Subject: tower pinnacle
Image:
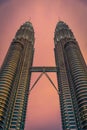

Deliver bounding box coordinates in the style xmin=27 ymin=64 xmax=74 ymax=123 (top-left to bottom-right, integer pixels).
xmin=15 ymin=21 xmax=34 ymax=44
xmin=54 ymin=21 xmax=74 ymax=43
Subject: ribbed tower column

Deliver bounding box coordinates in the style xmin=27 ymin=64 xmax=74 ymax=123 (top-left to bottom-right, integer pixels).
xmin=54 ymin=21 xmax=78 ymax=130
xmin=0 ymin=40 xmax=23 ymax=129
xmin=64 ymin=41 xmax=87 ymax=129
xmin=0 ymin=21 xmax=35 ymax=130
xmin=54 ymin=21 xmax=87 ymax=130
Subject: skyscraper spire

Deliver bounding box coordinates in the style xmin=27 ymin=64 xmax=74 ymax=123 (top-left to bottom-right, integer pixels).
xmin=15 ymin=21 xmax=34 ymax=44
xmin=54 ymin=21 xmax=75 ymax=43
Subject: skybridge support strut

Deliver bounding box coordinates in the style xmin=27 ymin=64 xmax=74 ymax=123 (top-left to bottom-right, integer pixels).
xmin=29 ymin=67 xmax=59 ymax=94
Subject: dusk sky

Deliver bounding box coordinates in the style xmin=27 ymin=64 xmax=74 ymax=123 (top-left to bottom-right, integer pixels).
xmin=0 ymin=0 xmax=87 ymax=130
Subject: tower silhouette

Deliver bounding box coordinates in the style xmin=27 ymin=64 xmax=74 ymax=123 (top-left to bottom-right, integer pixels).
xmin=54 ymin=21 xmax=87 ymax=130
xmin=0 ymin=22 xmax=35 ymax=130
xmin=0 ymin=21 xmax=87 ymax=130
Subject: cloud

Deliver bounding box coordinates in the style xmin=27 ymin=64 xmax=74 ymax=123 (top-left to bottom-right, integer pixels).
xmin=78 ymin=0 xmax=87 ymax=4
xmin=0 ymin=0 xmax=10 ymax=5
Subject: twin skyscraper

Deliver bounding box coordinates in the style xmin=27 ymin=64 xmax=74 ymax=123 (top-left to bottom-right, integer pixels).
xmin=0 ymin=21 xmax=87 ymax=130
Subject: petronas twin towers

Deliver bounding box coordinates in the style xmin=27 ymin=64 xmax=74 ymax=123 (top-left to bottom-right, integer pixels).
xmin=0 ymin=21 xmax=87 ymax=130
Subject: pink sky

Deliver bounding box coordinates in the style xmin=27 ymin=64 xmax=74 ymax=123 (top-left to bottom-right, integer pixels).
xmin=0 ymin=0 xmax=87 ymax=130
